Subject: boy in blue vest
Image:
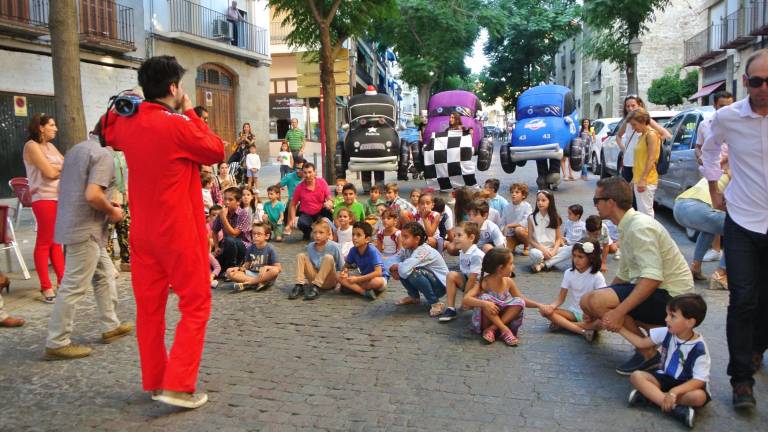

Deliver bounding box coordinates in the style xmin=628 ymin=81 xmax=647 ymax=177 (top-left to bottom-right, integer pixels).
xmin=620 ymin=293 xmax=711 ymax=428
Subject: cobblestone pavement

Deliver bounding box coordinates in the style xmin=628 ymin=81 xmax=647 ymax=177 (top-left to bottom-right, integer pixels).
xmin=1 ymin=147 xmax=766 ymax=431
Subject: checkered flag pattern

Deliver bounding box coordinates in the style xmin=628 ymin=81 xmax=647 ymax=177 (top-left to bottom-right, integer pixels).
xmin=423 ymin=130 xmax=477 ymax=191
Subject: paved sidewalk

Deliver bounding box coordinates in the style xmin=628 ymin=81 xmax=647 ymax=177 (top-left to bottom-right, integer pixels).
xmin=0 ymin=151 xmax=765 ymax=431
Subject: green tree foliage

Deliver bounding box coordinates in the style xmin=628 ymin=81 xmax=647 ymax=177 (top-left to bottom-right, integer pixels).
xmin=581 ymin=0 xmax=670 ymax=67
xmin=479 ymin=0 xmax=581 ymax=110
xmin=269 ymin=0 xmax=396 ymax=180
xmin=376 ymin=0 xmax=503 ymax=108
xmin=647 ymin=66 xmax=699 ymax=109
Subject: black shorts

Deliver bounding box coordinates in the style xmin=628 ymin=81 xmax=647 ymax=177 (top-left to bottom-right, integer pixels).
xmin=610 ymin=283 xmax=671 ymax=325
xmin=652 ymin=371 xmax=712 ymax=404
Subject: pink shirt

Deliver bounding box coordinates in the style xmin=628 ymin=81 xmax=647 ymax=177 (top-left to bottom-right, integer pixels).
xmin=23 ymin=140 xmax=63 ymax=202
xmin=292 ymin=177 xmax=331 ymax=215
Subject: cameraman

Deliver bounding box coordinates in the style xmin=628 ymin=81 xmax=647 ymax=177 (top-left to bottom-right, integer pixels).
xmin=104 ymin=55 xmax=224 ymax=409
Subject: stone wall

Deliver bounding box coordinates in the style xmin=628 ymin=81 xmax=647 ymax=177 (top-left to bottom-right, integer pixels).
xmin=0 ymin=49 xmax=139 ymax=129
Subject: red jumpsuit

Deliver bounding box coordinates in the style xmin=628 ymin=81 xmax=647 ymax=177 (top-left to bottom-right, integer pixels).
xmin=105 ymin=103 xmax=224 ymax=392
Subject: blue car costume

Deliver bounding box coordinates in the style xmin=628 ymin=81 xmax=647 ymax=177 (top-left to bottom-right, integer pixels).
xmin=501 ymin=85 xmax=584 ymax=190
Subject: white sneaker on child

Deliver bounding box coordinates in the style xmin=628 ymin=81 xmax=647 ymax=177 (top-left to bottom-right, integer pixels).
xmin=702 ymin=249 xmax=721 ymax=262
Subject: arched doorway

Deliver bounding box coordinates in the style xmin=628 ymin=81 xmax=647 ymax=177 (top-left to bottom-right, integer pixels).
xmin=593 ymin=103 xmax=603 ymax=119
xmin=196 ymin=63 xmax=236 ymax=144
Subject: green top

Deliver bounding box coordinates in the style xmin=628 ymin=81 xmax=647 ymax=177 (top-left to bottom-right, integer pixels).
xmin=285 ymin=128 xmax=305 ymax=151
xmin=279 ymin=171 xmax=303 ymax=202
xmin=616 ymin=208 xmax=694 ymax=297
xmin=333 ymin=201 xmax=366 ymax=222
xmin=364 ymin=197 xmax=385 ymax=217
xmin=113 ymin=151 xmax=128 ymax=195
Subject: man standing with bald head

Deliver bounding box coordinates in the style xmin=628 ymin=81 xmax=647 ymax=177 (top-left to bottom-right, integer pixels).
xmin=702 ymin=49 xmax=768 ymax=411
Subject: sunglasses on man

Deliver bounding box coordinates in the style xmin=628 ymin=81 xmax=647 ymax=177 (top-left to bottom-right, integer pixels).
xmin=745 ymin=75 xmax=768 ymax=88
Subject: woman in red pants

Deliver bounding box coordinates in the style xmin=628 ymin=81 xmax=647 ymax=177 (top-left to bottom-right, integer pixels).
xmin=23 ymin=113 xmax=65 ymax=303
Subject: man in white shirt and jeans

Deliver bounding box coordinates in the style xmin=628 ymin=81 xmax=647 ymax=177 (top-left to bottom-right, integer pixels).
xmin=701 ymin=49 xmax=768 ymax=411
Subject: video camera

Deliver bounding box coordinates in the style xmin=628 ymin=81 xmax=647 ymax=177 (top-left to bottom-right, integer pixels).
xmin=109 ymin=90 xmax=143 ymax=117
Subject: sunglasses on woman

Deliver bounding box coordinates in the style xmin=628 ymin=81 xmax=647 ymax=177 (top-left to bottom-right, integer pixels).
xmin=746 ymin=75 xmax=768 ymax=88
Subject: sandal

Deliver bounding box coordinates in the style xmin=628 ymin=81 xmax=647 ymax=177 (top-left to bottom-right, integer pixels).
xmin=396 ymin=296 xmax=419 ymax=306
xmin=482 ymin=328 xmax=496 ymax=344
xmin=38 ymin=294 xmax=56 ymax=304
xmin=530 ymin=263 xmax=545 ymax=274
xmin=708 ymin=271 xmax=728 ymax=290
xmin=501 ymin=330 xmax=519 ymax=346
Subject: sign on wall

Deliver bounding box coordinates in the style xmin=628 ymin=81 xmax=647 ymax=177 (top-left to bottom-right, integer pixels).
xmin=14 ymin=96 xmax=27 ymax=117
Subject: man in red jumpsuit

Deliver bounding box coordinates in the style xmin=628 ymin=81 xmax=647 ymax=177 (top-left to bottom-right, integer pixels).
xmin=105 ymin=56 xmax=224 ymax=408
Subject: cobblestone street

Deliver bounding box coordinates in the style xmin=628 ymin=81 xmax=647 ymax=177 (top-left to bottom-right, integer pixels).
xmin=1 ymin=153 xmax=766 ymax=431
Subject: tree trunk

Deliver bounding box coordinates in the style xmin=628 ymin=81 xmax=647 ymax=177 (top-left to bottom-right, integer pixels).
xmin=319 ymin=26 xmax=337 ymax=182
xmin=49 ymin=0 xmax=87 ymax=151
xmin=417 ymin=81 xmax=435 ymax=115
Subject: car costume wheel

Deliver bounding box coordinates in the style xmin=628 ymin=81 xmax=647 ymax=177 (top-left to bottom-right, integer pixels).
xmin=335 ymin=140 xmax=347 ymax=177
xmin=499 ymin=142 xmax=516 ymax=174
xmin=568 ymin=138 xmax=584 ymax=171
xmin=590 ymin=152 xmax=601 ymax=175
xmin=476 ymin=137 xmax=493 ymax=171
xmin=397 ymin=139 xmax=411 ymax=180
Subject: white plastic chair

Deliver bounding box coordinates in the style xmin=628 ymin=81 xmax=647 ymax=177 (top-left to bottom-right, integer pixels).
xmin=0 ymin=205 xmax=31 ymax=280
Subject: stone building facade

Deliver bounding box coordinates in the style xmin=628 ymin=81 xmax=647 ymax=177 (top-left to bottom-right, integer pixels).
xmin=554 ymin=0 xmax=710 ymax=119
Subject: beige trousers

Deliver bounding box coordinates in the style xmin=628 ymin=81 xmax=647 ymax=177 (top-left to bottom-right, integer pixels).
xmin=296 ymin=253 xmax=338 ymax=289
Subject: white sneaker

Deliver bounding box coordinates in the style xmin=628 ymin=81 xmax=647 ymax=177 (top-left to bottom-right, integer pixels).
xmin=155 ymin=391 xmax=208 ymax=409
xmin=702 ymin=249 xmax=721 ymax=262
xmin=614 ymin=249 xmax=621 ymax=260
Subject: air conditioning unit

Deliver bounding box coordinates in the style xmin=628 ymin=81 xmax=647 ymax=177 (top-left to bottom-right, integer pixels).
xmin=212 ymin=19 xmax=232 ymax=40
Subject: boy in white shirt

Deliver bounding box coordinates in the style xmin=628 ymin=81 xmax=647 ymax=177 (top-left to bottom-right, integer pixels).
xmin=245 ymin=144 xmax=261 ymax=190
xmin=621 ymin=294 xmax=712 ymax=428
xmin=501 ymin=182 xmax=533 ymax=255
xmin=439 ymin=222 xmax=484 ymax=322
xmin=542 ymin=204 xmax=587 ymax=271
xmin=467 ymin=200 xmax=506 ymax=253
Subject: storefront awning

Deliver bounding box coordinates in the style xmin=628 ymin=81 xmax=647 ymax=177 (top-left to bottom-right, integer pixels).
xmin=688 ymin=80 xmax=725 ymax=101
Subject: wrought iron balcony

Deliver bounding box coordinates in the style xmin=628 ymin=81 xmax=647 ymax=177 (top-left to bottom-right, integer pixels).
xmin=747 ymin=1 xmax=768 ymax=36
xmin=720 ymin=7 xmax=756 ymax=48
xmin=0 ymin=0 xmax=135 ymax=52
xmin=684 ymin=25 xmax=721 ymax=66
xmin=0 ymin=0 xmax=49 ymax=37
xmin=168 ymin=0 xmax=268 ymax=57
xmin=79 ymin=0 xmax=136 ymax=52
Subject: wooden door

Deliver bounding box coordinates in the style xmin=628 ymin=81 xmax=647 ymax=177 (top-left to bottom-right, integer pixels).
xmin=0 ymin=0 xmax=29 ymax=22
xmin=80 ymin=0 xmax=116 ymax=39
xmin=196 ymin=64 xmax=236 ymax=150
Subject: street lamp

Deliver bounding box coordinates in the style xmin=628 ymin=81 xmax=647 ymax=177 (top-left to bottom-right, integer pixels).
xmin=628 ymin=36 xmax=643 ymax=96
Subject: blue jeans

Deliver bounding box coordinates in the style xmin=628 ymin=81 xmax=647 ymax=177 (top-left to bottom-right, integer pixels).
xmin=673 ymin=198 xmax=726 ymax=267
xmin=401 ymin=269 xmax=446 ymax=305
xmin=724 ymin=214 xmax=768 ymax=386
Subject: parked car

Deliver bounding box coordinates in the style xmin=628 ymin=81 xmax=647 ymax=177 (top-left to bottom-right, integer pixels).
xmin=653 ymin=106 xmax=715 ymax=210
xmin=499 ymin=84 xmax=582 ymax=190
xmin=600 ymin=110 xmax=678 ymax=178
xmin=587 ymin=117 xmax=622 ymax=175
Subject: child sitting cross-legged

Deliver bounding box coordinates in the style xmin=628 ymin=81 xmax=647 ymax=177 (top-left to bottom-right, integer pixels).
xmin=390 ymin=222 xmax=450 ymax=317
xmin=501 ymin=182 xmax=532 ymax=256
xmin=438 ymin=222 xmax=484 ymax=322
xmin=334 ymin=208 xmax=354 ymax=260
xmin=333 ymin=183 xmax=365 ymax=223
xmin=262 ymin=185 xmax=285 ymax=242
xmin=364 ymin=184 xmax=385 ymax=218
xmin=376 ymin=208 xmax=401 ymax=260
xmin=538 ymin=204 xmax=587 ymax=271
xmin=290 ymin=219 xmax=343 ymax=301
xmin=414 ymin=193 xmax=441 ymax=250
xmin=536 ymin=241 xmax=605 ymax=342
xmin=583 ymin=215 xmax=616 ymax=273
xmin=221 ymin=222 xmax=281 ymax=292
xmin=527 ymin=189 xmax=566 ymax=273
xmin=462 ymin=248 xmax=526 ymax=346
xmin=338 ymin=221 xmax=388 ymax=301
xmin=620 ymin=294 xmax=712 ymax=429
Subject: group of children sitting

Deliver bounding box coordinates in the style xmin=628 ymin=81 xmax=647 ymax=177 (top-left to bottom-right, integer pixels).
xmin=203 ymin=175 xmax=712 ymax=428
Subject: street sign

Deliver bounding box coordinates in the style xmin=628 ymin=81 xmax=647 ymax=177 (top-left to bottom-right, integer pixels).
xmin=14 ymin=96 xmax=27 ymax=117
xmin=297 ymin=85 xmax=350 ymax=98
xmin=297 ymin=49 xmax=350 ymax=99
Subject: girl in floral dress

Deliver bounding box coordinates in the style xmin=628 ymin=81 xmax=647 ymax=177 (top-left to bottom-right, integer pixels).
xmin=462 ymin=247 xmax=526 ymax=346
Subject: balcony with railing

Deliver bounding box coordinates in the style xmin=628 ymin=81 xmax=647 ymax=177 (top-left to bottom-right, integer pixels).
xmin=720 ymin=8 xmax=756 ymax=48
xmin=0 ymin=0 xmax=50 ymax=37
xmin=747 ymin=1 xmax=768 ymax=35
xmin=684 ymin=25 xmax=722 ymax=66
xmin=79 ymin=0 xmax=135 ymax=52
xmin=166 ymin=0 xmax=268 ymax=59
xmin=0 ymin=0 xmax=135 ymax=52
xmin=270 ymin=20 xmax=291 ymax=45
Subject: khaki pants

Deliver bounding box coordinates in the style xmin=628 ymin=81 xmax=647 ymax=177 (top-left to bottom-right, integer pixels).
xmin=46 ymin=239 xmax=121 ymax=349
xmin=296 ymin=253 xmax=338 ymax=289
